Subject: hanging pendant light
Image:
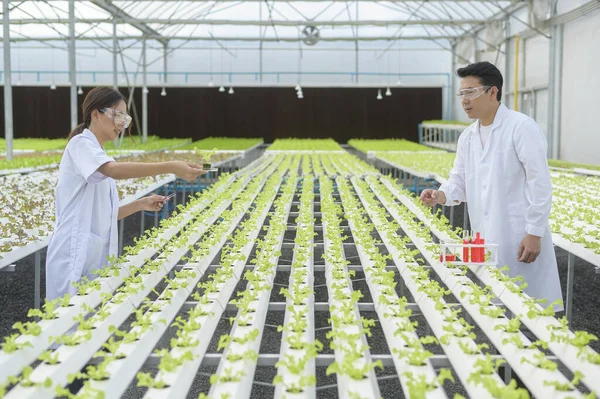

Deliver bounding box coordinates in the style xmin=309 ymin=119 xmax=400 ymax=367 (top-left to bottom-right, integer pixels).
xmin=298 ymin=92 xmax=304 ymax=99
xmin=396 ymin=79 xmax=402 ymax=86
xmin=77 ymin=86 xmax=83 ymax=95
xmin=385 ymin=87 xmax=392 ymax=96
xmin=376 ymin=89 xmax=383 ymax=100
xmin=228 ymin=87 xmax=234 ymax=95
xmin=295 ymin=84 xmax=301 ymax=92
xmin=219 ymin=86 xmax=226 ymax=92
xmin=143 ymin=86 xmax=149 ymax=94
xmin=50 ymin=83 xmax=57 ymax=90
xmin=161 ymin=87 xmax=167 ymax=96
xmin=208 ymin=79 xmax=215 ymax=88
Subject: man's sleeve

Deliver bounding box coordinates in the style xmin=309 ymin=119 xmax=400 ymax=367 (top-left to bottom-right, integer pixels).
xmin=438 ymin=130 xmax=468 ymax=206
xmin=513 ymin=118 xmax=552 ymax=237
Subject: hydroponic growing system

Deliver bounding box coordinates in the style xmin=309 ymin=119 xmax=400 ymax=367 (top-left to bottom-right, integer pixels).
xmin=0 ymin=146 xmax=598 ymax=399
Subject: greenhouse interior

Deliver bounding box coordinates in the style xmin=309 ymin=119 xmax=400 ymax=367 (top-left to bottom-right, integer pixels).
xmin=1 ymin=0 xmax=599 ymax=398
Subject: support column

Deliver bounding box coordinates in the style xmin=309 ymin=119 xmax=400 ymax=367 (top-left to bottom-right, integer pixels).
xmin=504 ymin=17 xmax=511 ymax=106
xmin=69 ymin=0 xmax=77 ymax=129
xmin=548 ymin=18 xmax=563 ymax=159
xmin=34 ymin=251 xmax=41 ymax=309
xmin=450 ymin=44 xmax=456 ymax=121
xmin=355 ymin=1 xmax=359 ymax=83
xmin=142 ymin=39 xmax=148 ymax=143
xmin=119 ymin=218 xmax=124 ymax=255
xmin=113 ymin=18 xmax=118 ymax=90
xmin=163 ymin=44 xmax=168 ymax=87
xmin=3 ymin=0 xmax=14 ymax=161
xmin=111 ymin=17 xmax=119 ymax=147
xmin=259 ymin=1 xmax=263 ymax=83
xmin=566 ymin=252 xmax=575 ymax=325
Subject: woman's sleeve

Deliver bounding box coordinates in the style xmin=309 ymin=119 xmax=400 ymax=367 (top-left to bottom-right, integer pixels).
xmin=69 ymin=137 xmax=116 ymax=184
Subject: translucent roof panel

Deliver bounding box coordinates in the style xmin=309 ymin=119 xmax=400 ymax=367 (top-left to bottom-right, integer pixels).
xmin=4 ymin=0 xmax=514 ymax=43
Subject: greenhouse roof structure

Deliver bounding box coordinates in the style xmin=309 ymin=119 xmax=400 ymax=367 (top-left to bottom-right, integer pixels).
xmin=4 ymin=0 xmax=523 ymax=45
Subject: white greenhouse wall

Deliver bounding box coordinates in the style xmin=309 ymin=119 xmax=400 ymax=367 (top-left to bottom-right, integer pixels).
xmin=560 ymin=7 xmax=600 ymax=165
xmin=452 ymin=0 xmax=600 ymax=165
xmin=2 ymin=39 xmax=453 ymax=119
xmin=523 ymin=35 xmax=549 ymax=89
xmin=3 ymin=40 xmax=451 ymax=89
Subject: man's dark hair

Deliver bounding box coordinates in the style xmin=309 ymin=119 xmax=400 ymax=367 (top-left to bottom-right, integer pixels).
xmin=457 ymin=62 xmax=503 ymax=102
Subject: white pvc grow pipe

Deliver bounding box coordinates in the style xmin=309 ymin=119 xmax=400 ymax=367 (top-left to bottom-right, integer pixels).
xmin=210 ymin=170 xmax=297 ymax=399
xmin=342 ymin=176 xmax=447 ymax=399
xmin=274 ymin=176 xmax=317 ymax=399
xmin=6 ymin=194 xmax=237 ymax=399
xmin=320 ymin=175 xmax=381 ymax=399
xmin=0 ymin=174 xmax=236 ymax=383
xmin=374 ymin=186 xmax=580 ymax=398
xmin=380 ymin=177 xmax=600 ymax=395
xmin=1 ymin=159 xmax=273 ymax=394
xmin=146 ymin=161 xmax=289 ymax=399
xmin=361 ymin=177 xmax=505 ymax=398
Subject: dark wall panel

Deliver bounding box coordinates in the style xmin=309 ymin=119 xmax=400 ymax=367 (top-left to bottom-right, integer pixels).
xmin=0 ymin=86 xmax=441 ymax=143
xmin=0 ymin=86 xmax=142 ymax=140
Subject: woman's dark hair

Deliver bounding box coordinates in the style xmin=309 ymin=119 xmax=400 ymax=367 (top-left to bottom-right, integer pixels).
xmin=68 ymin=87 xmax=126 ymax=141
xmin=457 ymin=62 xmax=503 ymax=102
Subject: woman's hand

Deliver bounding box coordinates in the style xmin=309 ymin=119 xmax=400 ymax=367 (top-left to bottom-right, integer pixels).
xmin=170 ymin=161 xmax=207 ymax=181
xmin=138 ymin=195 xmax=167 ymax=212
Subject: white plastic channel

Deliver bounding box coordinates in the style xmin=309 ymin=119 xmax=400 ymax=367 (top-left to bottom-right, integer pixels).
xmin=81 ymin=162 xmax=281 ymax=398
xmin=365 ymin=177 xmax=582 ymax=398
xmin=274 ymin=174 xmax=317 ymax=399
xmin=320 ymin=175 xmax=381 ymax=399
xmin=0 ymin=172 xmax=243 ymax=383
xmin=381 ymin=177 xmax=600 ymax=395
xmin=318 ymin=156 xmax=339 ymax=177
xmin=4 ymin=166 xmax=266 ymax=399
xmin=209 ymin=166 xmax=298 ymax=398
xmin=374 ymin=156 xmax=444 ymax=184
xmin=334 ymin=155 xmax=379 ymax=177
xmin=340 ymin=176 xmax=447 ymax=399
xmin=360 ymin=177 xmax=505 ymax=398
xmin=144 ymin=157 xmax=290 ymax=399
xmin=1 ymin=155 xmax=277 ymax=394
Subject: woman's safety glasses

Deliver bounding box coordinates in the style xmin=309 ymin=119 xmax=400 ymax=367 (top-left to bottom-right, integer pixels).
xmin=456 ymin=86 xmax=490 ymax=101
xmin=101 ymin=108 xmax=132 ymax=129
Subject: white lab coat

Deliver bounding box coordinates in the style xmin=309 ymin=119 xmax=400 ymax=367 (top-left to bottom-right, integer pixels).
xmin=46 ymin=129 xmax=119 ymax=301
xmin=439 ymin=104 xmax=563 ymax=308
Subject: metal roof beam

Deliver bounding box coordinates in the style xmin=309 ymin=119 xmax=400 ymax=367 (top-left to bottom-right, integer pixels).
xmin=9 ymin=35 xmax=455 ymax=42
xmin=459 ymin=1 xmax=527 ymax=38
xmin=89 ymin=0 xmax=169 ymax=46
xmin=19 ymin=0 xmax=516 ymax=2
xmin=8 ymin=18 xmax=488 ymax=26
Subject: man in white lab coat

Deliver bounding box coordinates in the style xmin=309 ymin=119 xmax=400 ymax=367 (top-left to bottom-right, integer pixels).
xmin=420 ymin=62 xmax=563 ymax=308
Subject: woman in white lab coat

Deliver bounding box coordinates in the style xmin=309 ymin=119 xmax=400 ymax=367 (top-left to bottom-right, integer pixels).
xmin=46 ymin=87 xmax=206 ymax=301
xmin=420 ymin=62 xmax=563 ymax=308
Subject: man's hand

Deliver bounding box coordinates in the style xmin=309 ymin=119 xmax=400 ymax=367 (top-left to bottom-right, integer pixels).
xmin=138 ymin=195 xmax=167 ymax=212
xmin=420 ymin=189 xmax=446 ymax=207
xmin=518 ymin=234 xmax=541 ymax=263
